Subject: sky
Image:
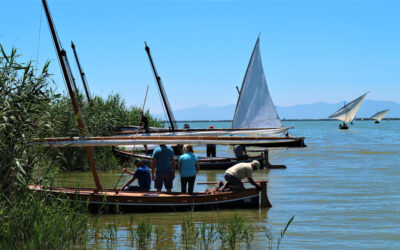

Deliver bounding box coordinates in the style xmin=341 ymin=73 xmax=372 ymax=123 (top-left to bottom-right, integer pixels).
xmin=1 ymin=0 xmax=399 ymax=115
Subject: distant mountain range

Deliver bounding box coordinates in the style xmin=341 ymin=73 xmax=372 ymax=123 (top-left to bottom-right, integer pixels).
xmin=155 ymin=100 xmax=400 ymax=120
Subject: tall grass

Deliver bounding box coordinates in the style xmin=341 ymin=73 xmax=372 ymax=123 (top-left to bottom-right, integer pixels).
xmin=0 ymin=44 xmax=91 ymax=248
xmin=0 ymin=193 xmax=91 ymax=249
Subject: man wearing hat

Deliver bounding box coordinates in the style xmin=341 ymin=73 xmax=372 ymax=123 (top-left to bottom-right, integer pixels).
xmin=217 ymin=160 xmax=262 ymax=191
xmin=120 ymin=159 xmax=151 ymax=192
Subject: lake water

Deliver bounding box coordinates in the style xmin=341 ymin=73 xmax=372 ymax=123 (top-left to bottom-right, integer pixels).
xmin=58 ymin=120 xmax=400 ymax=249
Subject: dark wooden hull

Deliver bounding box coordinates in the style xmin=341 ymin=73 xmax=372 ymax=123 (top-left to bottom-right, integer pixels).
xmin=244 ymin=137 xmax=306 ymax=147
xmin=29 ymin=185 xmax=268 ymax=213
xmin=113 ymin=149 xmax=266 ymax=170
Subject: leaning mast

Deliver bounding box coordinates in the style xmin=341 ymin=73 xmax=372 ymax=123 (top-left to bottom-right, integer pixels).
xmin=71 ymin=41 xmax=92 ymax=103
xmin=144 ymin=42 xmax=177 ymax=131
xmin=42 ymin=0 xmax=102 ymax=190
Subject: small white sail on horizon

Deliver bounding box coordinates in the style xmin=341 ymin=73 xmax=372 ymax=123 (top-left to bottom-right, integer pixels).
xmin=232 ymin=38 xmax=283 ymax=130
xmin=370 ymin=109 xmax=390 ymax=122
xmin=329 ymin=92 xmax=369 ymax=124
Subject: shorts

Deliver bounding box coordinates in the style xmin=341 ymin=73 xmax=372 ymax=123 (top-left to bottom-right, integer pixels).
xmin=154 ymin=170 xmax=173 ymax=190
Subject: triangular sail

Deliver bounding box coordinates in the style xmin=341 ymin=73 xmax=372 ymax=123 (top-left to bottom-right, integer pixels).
xmin=370 ymin=109 xmax=390 ymax=122
xmin=232 ymin=38 xmax=282 ymax=129
xmin=329 ymin=92 xmax=369 ymax=123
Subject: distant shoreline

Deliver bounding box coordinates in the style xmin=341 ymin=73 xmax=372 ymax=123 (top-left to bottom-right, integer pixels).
xmin=160 ymin=118 xmax=400 ymax=123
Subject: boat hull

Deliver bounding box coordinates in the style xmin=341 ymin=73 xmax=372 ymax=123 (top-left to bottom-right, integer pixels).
xmin=29 ymin=185 xmax=268 ymax=213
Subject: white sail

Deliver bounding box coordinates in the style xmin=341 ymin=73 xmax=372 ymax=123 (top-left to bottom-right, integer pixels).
xmin=329 ymin=92 xmax=369 ymax=124
xmin=370 ymin=109 xmax=390 ymax=122
xmin=232 ymin=38 xmax=282 ymax=129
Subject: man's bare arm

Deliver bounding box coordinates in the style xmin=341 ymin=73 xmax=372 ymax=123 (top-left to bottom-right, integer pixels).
xmin=120 ymin=177 xmax=136 ymax=191
xmin=247 ymin=177 xmax=261 ymax=190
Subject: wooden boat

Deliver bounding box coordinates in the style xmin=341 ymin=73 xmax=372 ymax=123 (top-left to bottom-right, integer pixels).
xmin=29 ymin=181 xmax=271 ymax=213
xmin=329 ymin=92 xmax=369 ymax=129
xmin=370 ymin=109 xmax=390 ymax=124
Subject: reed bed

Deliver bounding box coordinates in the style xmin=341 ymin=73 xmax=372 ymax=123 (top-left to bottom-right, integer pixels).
xmin=83 ymin=214 xmax=294 ymax=249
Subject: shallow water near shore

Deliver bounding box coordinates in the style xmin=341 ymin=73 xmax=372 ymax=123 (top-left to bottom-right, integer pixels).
xmin=58 ymin=120 xmax=400 ymax=249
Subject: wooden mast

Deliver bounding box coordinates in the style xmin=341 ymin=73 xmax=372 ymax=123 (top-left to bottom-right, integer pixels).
xmin=144 ymin=42 xmax=176 ymax=131
xmin=42 ymin=0 xmax=102 ymax=191
xmin=71 ymin=41 xmax=92 ymax=103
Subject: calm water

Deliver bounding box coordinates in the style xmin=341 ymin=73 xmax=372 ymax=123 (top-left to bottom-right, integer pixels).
xmin=59 ymin=120 xmax=400 ymax=249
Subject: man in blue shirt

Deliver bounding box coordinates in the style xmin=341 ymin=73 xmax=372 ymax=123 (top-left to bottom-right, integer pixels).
xmin=120 ymin=159 xmax=151 ymax=192
xmin=151 ymin=144 xmax=175 ymax=192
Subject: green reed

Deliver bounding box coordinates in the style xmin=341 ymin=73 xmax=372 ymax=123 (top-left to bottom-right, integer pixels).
xmin=264 ymin=216 xmax=295 ymax=250
xmin=153 ymin=225 xmax=167 ymax=249
xmin=180 ymin=215 xmax=199 ymax=249
xmin=225 ymin=214 xmax=245 ymax=249
xmin=134 ymin=219 xmax=153 ymax=250
xmin=102 ymin=222 xmax=118 ymax=249
xmin=198 ymin=222 xmax=217 ymax=250
xmin=242 ymin=224 xmax=255 ymax=250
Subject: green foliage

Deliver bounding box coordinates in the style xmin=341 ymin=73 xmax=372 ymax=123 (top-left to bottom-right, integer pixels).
xmin=46 ymin=93 xmax=162 ymax=171
xmin=0 ymin=44 xmax=57 ymax=198
xmin=0 ymin=193 xmax=91 ymax=249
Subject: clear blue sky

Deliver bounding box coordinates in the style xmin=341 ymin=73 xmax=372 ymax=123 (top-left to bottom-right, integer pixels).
xmin=1 ymin=0 xmax=399 ymax=114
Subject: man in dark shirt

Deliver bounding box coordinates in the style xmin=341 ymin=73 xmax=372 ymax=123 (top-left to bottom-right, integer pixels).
xmin=120 ymin=159 xmax=151 ymax=192
xmin=152 ymin=144 xmax=175 ymax=192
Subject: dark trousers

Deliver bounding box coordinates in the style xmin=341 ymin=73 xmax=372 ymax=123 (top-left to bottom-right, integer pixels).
xmin=181 ymin=176 xmax=196 ymax=194
xmin=223 ymin=173 xmax=244 ymax=191
xmin=206 ymin=144 xmax=216 ymax=157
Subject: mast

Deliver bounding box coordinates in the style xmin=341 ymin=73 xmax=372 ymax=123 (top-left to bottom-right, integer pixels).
xmin=71 ymin=41 xmax=92 ymax=103
xmin=144 ymin=42 xmax=176 ymax=130
xmin=42 ymin=0 xmax=102 ymax=191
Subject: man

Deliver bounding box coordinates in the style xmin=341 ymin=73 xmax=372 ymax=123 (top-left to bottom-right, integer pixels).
xmin=151 ymin=144 xmax=175 ymax=192
xmin=206 ymin=126 xmax=216 ymax=157
xmin=233 ymin=145 xmax=248 ymax=160
xmin=120 ymin=159 xmax=151 ymax=192
xmin=216 ymin=160 xmax=261 ymax=191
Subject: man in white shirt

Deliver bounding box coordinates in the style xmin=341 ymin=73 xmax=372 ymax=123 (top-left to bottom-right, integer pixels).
xmin=217 ymin=160 xmax=261 ymax=191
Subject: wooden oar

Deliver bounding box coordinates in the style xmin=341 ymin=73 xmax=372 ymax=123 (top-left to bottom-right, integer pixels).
xmin=113 ymin=171 xmax=125 ymax=192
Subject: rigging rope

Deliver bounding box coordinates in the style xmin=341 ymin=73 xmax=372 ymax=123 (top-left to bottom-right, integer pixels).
xmin=36 ymin=6 xmax=43 ymax=65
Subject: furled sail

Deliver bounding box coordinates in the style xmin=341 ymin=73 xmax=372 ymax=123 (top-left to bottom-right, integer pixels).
xmin=232 ymin=38 xmax=282 ymax=129
xmin=370 ymin=109 xmax=390 ymax=122
xmin=329 ymin=92 xmax=369 ymax=123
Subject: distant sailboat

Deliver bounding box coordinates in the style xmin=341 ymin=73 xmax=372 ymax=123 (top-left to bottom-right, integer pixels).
xmin=232 ymin=38 xmax=285 ymax=135
xmin=329 ymin=92 xmax=369 ymax=129
xmin=370 ymin=109 xmax=390 ymax=123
